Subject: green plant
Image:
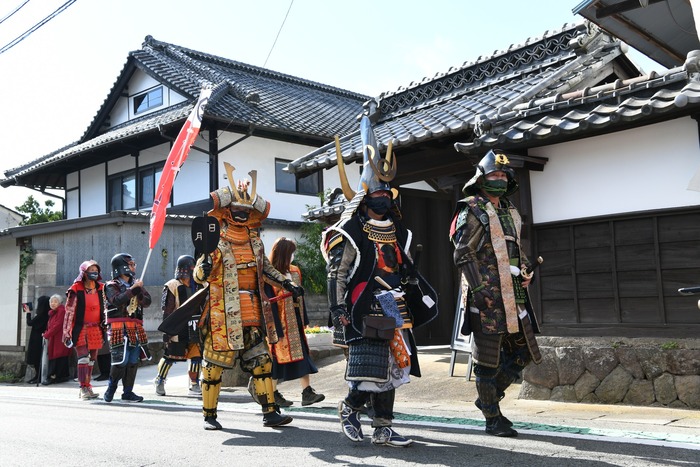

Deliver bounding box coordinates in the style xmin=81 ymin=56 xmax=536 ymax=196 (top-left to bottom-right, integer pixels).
xmin=16 ymin=195 xmax=62 ymax=225
xmin=660 ymin=341 xmax=679 ymax=350
xmin=293 ymin=192 xmax=331 ymax=295
xmin=19 ymin=244 xmax=36 ymax=282
xmin=0 ymin=371 xmax=20 ymax=383
xmin=295 ymin=219 xmax=327 ymax=294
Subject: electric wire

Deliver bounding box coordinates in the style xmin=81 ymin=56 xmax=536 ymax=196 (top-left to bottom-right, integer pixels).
xmin=262 ymin=0 xmax=294 ymax=69
xmin=199 ymin=0 xmax=295 ymax=144
xmin=0 ymin=0 xmax=30 ymax=27
xmin=0 ymin=0 xmax=77 ymax=56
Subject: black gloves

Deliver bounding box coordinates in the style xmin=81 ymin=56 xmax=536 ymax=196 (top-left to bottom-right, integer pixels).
xmin=330 ymin=304 xmax=349 ymax=324
xmin=130 ymin=286 xmax=142 ymax=296
xmin=200 ymin=262 xmax=212 ymax=281
xmin=283 ymin=279 xmax=304 ymax=300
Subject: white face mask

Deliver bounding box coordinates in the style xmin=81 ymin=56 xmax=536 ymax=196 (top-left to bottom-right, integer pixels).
xmin=290 ymin=253 xmax=295 ymax=263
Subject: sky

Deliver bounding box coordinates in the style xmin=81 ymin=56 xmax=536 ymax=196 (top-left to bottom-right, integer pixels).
xmin=0 ymin=0 xmax=664 ymax=212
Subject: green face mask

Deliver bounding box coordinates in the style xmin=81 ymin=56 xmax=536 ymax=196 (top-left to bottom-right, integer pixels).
xmin=481 ymin=179 xmax=507 ymax=196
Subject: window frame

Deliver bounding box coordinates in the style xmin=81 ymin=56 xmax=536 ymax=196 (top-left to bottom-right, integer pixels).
xmin=133 ymin=86 xmax=164 ymax=115
xmin=107 ymin=162 xmax=164 ymax=211
xmin=274 ymin=158 xmax=322 ymax=196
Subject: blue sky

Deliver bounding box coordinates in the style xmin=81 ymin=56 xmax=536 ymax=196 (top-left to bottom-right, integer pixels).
xmin=0 ymin=0 xmax=663 ymax=211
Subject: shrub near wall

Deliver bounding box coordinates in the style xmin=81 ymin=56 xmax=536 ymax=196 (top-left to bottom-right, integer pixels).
xmin=521 ymin=337 xmax=700 ymax=409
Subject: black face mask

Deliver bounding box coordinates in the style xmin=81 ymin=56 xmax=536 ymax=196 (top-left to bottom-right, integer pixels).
xmin=230 ymin=210 xmax=250 ymax=223
xmin=365 ymin=196 xmax=392 ymax=215
xmin=86 ymin=272 xmax=99 ymax=281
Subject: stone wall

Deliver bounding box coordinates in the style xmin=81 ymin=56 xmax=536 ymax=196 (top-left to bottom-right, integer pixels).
xmin=304 ymin=294 xmax=330 ymax=327
xmin=521 ymin=337 xmax=700 ymax=409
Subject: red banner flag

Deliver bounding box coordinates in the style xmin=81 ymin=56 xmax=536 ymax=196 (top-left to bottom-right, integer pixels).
xmin=149 ymin=87 xmax=212 ymax=249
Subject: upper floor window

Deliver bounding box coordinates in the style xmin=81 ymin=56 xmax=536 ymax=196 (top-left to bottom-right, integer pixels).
xmin=133 ymin=87 xmax=164 ymax=115
xmin=107 ymin=164 xmax=163 ymax=211
xmin=275 ymin=158 xmax=322 ymax=196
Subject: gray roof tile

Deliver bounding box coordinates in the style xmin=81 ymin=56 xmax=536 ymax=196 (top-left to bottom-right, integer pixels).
xmin=288 ymin=22 xmax=633 ymax=176
xmin=456 ymin=61 xmax=700 ymax=153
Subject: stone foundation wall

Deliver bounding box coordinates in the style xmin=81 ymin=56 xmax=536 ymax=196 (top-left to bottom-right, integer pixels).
xmin=521 ymin=337 xmax=700 ymax=409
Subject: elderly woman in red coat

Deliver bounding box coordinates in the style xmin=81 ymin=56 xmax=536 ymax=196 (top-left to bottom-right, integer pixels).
xmin=42 ymin=294 xmax=72 ymax=384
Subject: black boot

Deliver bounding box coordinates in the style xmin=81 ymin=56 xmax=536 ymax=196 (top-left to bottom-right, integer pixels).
xmin=204 ymin=416 xmax=222 ymax=430
xmin=96 ymin=353 xmax=111 ymax=381
xmin=301 ymin=386 xmax=325 ymax=406
xmin=485 ymin=416 xmax=518 ymax=437
xmin=263 ymin=409 xmax=293 ymax=427
xmin=475 ymin=399 xmax=512 ymax=427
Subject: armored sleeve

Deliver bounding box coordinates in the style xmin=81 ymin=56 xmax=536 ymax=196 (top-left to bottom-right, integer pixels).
xmin=452 ymin=208 xmax=486 ymax=290
xmin=161 ymin=285 xmax=176 ymax=319
xmin=325 ymin=231 xmax=355 ymax=315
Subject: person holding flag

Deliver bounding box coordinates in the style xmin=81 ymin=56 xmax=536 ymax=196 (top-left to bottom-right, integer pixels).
xmin=103 ymin=253 xmax=152 ymax=403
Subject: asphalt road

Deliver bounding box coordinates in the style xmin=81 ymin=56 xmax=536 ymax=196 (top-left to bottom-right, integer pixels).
xmin=0 ymin=387 xmax=697 ymax=467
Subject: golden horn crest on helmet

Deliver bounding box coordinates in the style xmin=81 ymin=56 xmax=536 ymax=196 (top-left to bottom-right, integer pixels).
xmin=367 ymin=139 xmax=397 ymax=182
xmin=334 ymin=135 xmax=357 ymax=201
xmin=223 ymin=162 xmax=256 ymax=206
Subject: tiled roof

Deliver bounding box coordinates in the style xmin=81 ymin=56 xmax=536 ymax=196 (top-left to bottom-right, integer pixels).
xmin=129 ymin=36 xmax=368 ymax=138
xmin=2 ymin=103 xmax=193 ymax=188
xmin=2 ymin=36 xmax=368 ymax=189
xmin=456 ymin=52 xmax=700 ymax=153
xmin=286 ymin=22 xmax=635 ymax=176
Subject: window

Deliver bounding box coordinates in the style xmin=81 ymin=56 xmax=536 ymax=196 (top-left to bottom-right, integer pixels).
xmin=133 ymin=87 xmax=163 ymax=115
xmin=138 ymin=166 xmax=162 ymax=206
xmin=275 ymin=158 xmax=322 ymax=196
xmin=107 ymin=164 xmax=163 ymax=211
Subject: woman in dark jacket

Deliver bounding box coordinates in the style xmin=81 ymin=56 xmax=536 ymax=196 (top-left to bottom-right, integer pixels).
xmin=25 ymin=295 xmax=50 ymax=384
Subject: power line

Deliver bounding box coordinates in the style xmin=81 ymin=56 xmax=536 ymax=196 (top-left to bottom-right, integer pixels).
xmin=0 ymin=0 xmax=77 ymax=56
xmin=0 ymin=0 xmax=30 ymax=27
xmin=262 ymin=0 xmax=294 ymax=69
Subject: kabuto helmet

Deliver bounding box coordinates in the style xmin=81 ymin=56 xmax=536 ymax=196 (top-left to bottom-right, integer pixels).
xmin=335 ymin=114 xmax=400 ymax=220
xmin=111 ymin=253 xmax=135 ymax=279
xmin=175 ymin=255 xmax=195 ymax=280
xmin=462 ymin=149 xmax=519 ymax=197
xmin=209 ymin=162 xmax=268 ymax=225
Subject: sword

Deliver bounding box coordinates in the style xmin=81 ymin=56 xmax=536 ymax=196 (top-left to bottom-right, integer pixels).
xmin=678 ymin=286 xmax=700 ymax=296
xmin=269 ymin=292 xmax=293 ymax=303
xmin=521 ymin=256 xmax=544 ymax=280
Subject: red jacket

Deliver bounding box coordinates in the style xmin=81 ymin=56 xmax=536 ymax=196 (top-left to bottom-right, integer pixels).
xmin=43 ymin=305 xmax=71 ymax=359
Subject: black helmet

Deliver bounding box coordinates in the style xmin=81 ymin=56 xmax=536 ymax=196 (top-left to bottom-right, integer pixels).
xmin=111 ymin=253 xmax=134 ymax=279
xmin=175 ymin=255 xmax=195 ymax=280
xmin=462 ymin=149 xmax=519 ymax=196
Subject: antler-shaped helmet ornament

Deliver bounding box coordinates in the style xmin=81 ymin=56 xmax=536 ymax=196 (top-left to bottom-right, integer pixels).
xmin=210 ymin=162 xmax=260 ymax=211
xmin=334 ymin=115 xmax=397 ymax=202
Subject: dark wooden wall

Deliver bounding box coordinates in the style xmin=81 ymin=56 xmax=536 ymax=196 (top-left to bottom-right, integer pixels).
xmin=534 ymin=207 xmax=700 ymax=337
xmin=399 ymin=188 xmax=456 ymax=345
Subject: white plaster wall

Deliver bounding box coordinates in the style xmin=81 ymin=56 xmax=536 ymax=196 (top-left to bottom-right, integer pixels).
xmin=0 ymin=237 xmax=20 ymax=346
xmin=108 ymin=155 xmax=136 ymax=174
xmin=79 ymin=164 xmax=106 ymax=217
xmin=66 ymin=172 xmax=79 ymax=190
xmin=529 ymin=118 xmax=700 ymax=224
xmin=258 ymin=225 xmax=301 ymax=253
xmin=174 ymin=151 xmax=210 ymax=205
xmin=0 ymin=207 xmax=22 ymax=229
xmin=139 ymin=143 xmax=169 ymax=166
xmin=109 ymin=70 xmax=187 ymax=127
xmin=66 ymin=188 xmax=79 ymax=219
xmin=216 ymin=133 xmax=328 ymax=222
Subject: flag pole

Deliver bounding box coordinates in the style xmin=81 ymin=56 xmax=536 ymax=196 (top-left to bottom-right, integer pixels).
xmin=139 ymin=248 xmax=154 ymax=282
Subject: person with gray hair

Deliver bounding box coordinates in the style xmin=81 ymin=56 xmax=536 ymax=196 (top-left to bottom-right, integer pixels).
xmin=42 ymin=294 xmax=71 ymax=385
